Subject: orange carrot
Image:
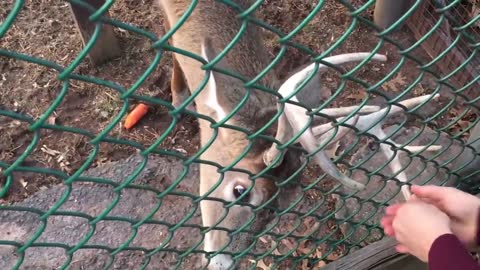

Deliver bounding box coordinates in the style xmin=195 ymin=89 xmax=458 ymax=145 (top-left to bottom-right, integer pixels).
xmin=124 ymin=103 xmax=149 ymax=130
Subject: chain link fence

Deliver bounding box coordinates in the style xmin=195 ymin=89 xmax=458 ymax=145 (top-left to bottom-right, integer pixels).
xmin=1 ymin=0 xmax=479 ymax=269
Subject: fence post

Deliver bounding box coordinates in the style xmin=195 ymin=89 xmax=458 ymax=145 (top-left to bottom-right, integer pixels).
xmin=69 ymin=0 xmax=121 ymax=66
xmin=373 ymin=0 xmax=414 ymax=29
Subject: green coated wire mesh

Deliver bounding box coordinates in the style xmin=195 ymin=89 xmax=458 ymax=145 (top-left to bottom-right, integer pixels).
xmin=0 ymin=0 xmax=479 ymax=269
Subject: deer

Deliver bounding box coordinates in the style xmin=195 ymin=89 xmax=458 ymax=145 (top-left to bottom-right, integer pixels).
xmin=156 ymin=1 xmax=389 ymax=269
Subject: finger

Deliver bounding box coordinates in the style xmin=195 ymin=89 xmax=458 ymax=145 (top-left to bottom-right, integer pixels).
xmin=383 ymin=226 xmax=395 ymax=237
xmin=380 ymin=216 xmax=394 ymax=227
xmin=411 ymin=186 xmax=451 ymax=213
xmin=395 ymin=244 xmax=410 ymax=254
xmin=415 ymin=196 xmax=438 ymax=205
xmin=385 ymin=203 xmax=403 ymax=215
xmin=410 ymin=185 xmax=448 ymax=202
xmin=380 ymin=217 xmax=395 ymax=236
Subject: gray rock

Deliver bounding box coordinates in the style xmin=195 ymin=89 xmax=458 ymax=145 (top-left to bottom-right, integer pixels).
xmin=0 ymin=155 xmax=203 ymax=270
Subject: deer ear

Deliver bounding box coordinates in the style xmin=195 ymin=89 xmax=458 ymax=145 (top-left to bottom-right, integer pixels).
xmin=201 ymin=37 xmax=217 ymax=63
xmin=201 ymin=38 xmax=228 ymax=122
xmin=201 ymin=38 xmax=235 ymax=146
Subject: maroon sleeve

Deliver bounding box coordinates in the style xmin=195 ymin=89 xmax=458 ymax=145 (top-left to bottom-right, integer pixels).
xmin=477 ymin=206 xmax=480 ymax=246
xmin=429 ymin=234 xmax=480 ymax=270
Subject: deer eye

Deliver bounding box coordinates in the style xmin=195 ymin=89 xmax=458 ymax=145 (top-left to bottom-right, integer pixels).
xmin=233 ymin=184 xmax=250 ymax=201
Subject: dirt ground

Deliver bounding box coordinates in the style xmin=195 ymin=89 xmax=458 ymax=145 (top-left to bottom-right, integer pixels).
xmin=0 ymin=0 xmax=478 ymax=269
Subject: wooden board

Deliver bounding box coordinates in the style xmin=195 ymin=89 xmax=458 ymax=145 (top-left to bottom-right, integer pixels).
xmin=323 ymin=238 xmax=428 ymax=270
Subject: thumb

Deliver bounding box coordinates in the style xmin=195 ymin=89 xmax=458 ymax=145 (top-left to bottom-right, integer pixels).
xmin=410 ymin=185 xmax=447 ymax=202
xmin=395 ymin=244 xmax=410 ymax=254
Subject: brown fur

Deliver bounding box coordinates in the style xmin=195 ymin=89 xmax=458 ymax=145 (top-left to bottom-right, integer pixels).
xmin=156 ymin=1 xmax=301 ymax=268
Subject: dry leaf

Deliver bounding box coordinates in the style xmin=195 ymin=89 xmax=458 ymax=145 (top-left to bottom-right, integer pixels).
xmin=248 ymin=259 xmax=271 ymax=270
xmin=345 ymin=90 xmax=367 ymax=101
xmin=40 ymin=145 xmax=72 ymax=173
xmin=311 ymin=249 xmax=327 ymax=269
xmin=9 ymin=120 xmax=22 ymax=128
xmin=301 ymin=259 xmax=309 ymax=270
xmin=281 ymin=238 xmax=296 ymax=251
xmin=40 ymin=145 xmax=61 ymax=156
xmin=173 ymin=147 xmax=187 ymax=154
xmin=382 ymin=72 xmax=407 ymax=92
xmin=320 ymin=86 xmax=332 ymax=101
xmin=327 ymin=251 xmax=342 ymax=261
xmin=19 ymin=178 xmax=28 ymax=188
xmin=268 ymin=238 xmax=283 ymax=256
xmin=257 ymin=259 xmax=271 ymax=270
xmin=259 ymin=236 xmax=269 ymax=244
xmin=297 ymin=240 xmax=312 ymax=255
xmin=315 ymin=249 xmax=323 ymax=259
xmin=273 ymin=247 xmax=283 ymax=256
xmin=47 ymin=115 xmax=56 ymax=125
xmin=471 ymin=2 xmax=480 ymax=28
xmin=449 ymin=119 xmax=471 ymax=136
xmin=456 ymin=120 xmax=470 ymax=130
xmin=303 ymin=216 xmax=316 ymax=229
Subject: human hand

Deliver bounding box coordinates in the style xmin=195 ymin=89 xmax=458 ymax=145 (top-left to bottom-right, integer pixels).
xmin=410 ymin=185 xmax=480 ymax=250
xmin=381 ymin=200 xmax=452 ymax=262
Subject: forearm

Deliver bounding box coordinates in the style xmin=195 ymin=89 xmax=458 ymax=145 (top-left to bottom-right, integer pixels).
xmin=429 ymin=234 xmax=480 ymax=270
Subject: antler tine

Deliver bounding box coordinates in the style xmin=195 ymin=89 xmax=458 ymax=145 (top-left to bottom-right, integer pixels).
xmin=335 ymin=94 xmax=443 ymax=200
xmin=264 ymin=52 xmax=388 ymax=190
xmin=264 ymin=104 xmax=381 ymax=167
xmin=312 ymin=115 xmax=360 ymax=138
xmin=284 ymin=98 xmax=366 ymax=190
xmin=307 ymin=105 xmax=382 ymax=148
xmin=364 ymin=93 xmax=441 ymax=125
xmin=400 ymin=145 xmax=443 ymax=152
xmin=318 ymin=105 xmax=381 ymax=118
xmin=308 ymin=104 xmax=383 ymax=145
xmin=297 ymin=93 xmax=443 ymax=198
xmin=379 ymin=143 xmax=413 ymax=200
xmin=316 ymin=115 xmax=360 ymax=148
xmin=351 ymin=93 xmax=440 ymax=131
xmin=395 ymin=93 xmax=440 ymax=113
xmin=263 ymin=112 xmax=291 ymax=167
xmin=265 ymin=52 xmax=388 ymax=167
xmin=263 ymin=105 xmax=375 ymax=167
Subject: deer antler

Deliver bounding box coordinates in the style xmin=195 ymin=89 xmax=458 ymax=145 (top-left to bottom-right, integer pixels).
xmin=315 ymin=93 xmax=443 ymax=200
xmin=265 ymin=53 xmax=388 ymax=190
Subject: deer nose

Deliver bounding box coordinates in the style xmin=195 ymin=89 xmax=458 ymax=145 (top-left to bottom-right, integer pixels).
xmin=207 ymin=254 xmax=235 ymax=270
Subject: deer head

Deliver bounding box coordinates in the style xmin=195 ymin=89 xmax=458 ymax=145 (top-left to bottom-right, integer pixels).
xmin=198 ymin=39 xmax=394 ymax=269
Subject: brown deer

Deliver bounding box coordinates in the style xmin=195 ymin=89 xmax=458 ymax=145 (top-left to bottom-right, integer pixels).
xmin=157 ymin=1 xmax=386 ymax=269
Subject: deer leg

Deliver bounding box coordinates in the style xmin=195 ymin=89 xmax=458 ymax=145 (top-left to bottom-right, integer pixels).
xmin=171 ymin=56 xmax=195 ymax=112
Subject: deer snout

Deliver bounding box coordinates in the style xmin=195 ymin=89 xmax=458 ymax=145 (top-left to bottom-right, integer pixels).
xmin=202 ymin=228 xmax=238 ymax=270
xmin=204 ymin=254 xmax=235 ymax=270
